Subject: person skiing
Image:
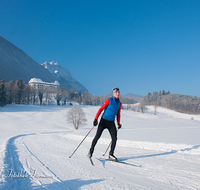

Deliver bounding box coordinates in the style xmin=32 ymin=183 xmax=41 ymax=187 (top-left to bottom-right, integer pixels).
xmin=88 ymin=87 xmax=122 ymax=161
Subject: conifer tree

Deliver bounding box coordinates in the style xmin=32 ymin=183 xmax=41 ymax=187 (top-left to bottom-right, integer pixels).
xmin=38 ymin=91 xmax=43 ymax=105
xmin=16 ymin=78 xmax=25 ymax=104
xmin=6 ymin=80 xmax=15 ymax=104
xmin=0 ymin=80 xmax=6 ymax=107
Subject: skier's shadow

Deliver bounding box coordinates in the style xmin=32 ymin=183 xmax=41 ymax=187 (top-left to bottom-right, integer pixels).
xmin=119 ymin=144 xmax=200 ymax=162
xmin=96 ymin=158 xmax=107 ymax=168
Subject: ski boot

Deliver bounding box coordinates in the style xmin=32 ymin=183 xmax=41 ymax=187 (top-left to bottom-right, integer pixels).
xmin=87 ymin=148 xmax=94 ymax=158
xmin=109 ymin=154 xmax=118 ymax=161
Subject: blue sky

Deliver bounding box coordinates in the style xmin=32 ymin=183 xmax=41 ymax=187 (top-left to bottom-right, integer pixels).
xmin=1 ymin=0 xmax=200 ymax=96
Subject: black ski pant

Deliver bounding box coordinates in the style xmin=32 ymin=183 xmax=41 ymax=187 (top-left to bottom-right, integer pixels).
xmin=91 ymin=118 xmax=117 ymax=155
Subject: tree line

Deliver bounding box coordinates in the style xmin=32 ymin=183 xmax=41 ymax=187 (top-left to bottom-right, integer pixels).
xmin=0 ymin=79 xmax=137 ymax=107
xmin=144 ymin=90 xmax=200 ymax=114
xmin=2 ymin=79 xmax=199 ymax=114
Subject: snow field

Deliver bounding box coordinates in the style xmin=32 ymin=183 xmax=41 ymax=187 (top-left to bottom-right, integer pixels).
xmin=0 ymin=105 xmax=200 ymax=189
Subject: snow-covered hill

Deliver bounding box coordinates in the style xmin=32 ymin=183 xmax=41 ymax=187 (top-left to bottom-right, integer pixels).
xmin=41 ymin=61 xmax=88 ymax=93
xmin=0 ymin=105 xmax=200 ymax=189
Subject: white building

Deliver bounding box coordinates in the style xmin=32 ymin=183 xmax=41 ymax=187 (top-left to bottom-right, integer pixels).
xmin=28 ymin=78 xmax=60 ymax=91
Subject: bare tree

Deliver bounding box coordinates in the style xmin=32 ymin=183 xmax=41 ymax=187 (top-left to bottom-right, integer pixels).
xmin=154 ymin=104 xmax=157 ymax=115
xmin=23 ymin=84 xmax=31 ymax=104
xmin=55 ymin=90 xmax=62 ymax=105
xmin=138 ymin=98 xmax=146 ymax=113
xmin=66 ymin=106 xmax=87 ymax=130
xmin=82 ymin=92 xmax=91 ymax=105
xmin=5 ymin=80 xmax=15 ymax=104
xmin=31 ymin=88 xmax=37 ymax=105
xmin=154 ymin=95 xmax=159 ymax=115
xmin=43 ymin=89 xmax=53 ymax=105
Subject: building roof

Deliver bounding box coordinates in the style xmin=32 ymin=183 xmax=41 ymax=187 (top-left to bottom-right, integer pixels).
xmin=28 ymin=78 xmax=60 ymax=86
xmin=29 ymin=78 xmax=43 ymax=83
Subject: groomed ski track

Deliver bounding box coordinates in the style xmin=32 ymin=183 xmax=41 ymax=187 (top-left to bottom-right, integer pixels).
xmin=0 ymin=105 xmax=200 ymax=189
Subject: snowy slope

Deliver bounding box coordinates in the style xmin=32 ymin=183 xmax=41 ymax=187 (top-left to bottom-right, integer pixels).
xmin=41 ymin=61 xmax=88 ymax=93
xmin=41 ymin=61 xmax=73 ymax=81
xmin=146 ymin=106 xmax=200 ymax=121
xmin=0 ymin=105 xmax=200 ymax=189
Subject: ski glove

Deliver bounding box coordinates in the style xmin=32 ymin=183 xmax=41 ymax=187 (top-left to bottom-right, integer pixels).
xmin=93 ymin=119 xmax=98 ymax=126
xmin=117 ymin=123 xmax=122 ymax=129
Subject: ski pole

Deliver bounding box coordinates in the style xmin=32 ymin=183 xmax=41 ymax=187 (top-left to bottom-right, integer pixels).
xmin=69 ymin=126 xmax=95 ymax=158
xmin=102 ymin=128 xmax=120 ymax=156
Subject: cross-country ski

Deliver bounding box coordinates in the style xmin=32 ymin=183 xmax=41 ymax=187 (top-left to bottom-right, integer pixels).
xmin=88 ymin=157 xmax=95 ymax=166
xmin=99 ymin=158 xmax=142 ymax=167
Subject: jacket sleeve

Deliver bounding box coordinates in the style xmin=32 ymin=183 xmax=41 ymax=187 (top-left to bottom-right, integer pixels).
xmin=117 ymin=103 xmax=122 ymax=124
xmin=95 ymin=99 xmax=110 ymax=120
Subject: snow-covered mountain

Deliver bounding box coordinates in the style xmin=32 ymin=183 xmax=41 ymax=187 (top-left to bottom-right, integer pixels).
xmin=0 ymin=36 xmax=88 ymax=93
xmin=41 ymin=61 xmax=88 ymax=93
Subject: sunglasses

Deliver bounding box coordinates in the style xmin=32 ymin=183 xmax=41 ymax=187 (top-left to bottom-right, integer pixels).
xmin=112 ymin=88 xmax=120 ymax=93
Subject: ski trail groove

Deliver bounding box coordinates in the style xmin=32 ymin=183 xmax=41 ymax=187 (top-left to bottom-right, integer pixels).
xmin=3 ymin=134 xmax=33 ymax=190
xmin=3 ymin=133 xmax=72 ymax=190
xmin=21 ymin=135 xmax=72 ymax=190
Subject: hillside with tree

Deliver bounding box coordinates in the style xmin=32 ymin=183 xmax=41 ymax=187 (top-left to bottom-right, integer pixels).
xmin=144 ymin=90 xmax=200 ymax=114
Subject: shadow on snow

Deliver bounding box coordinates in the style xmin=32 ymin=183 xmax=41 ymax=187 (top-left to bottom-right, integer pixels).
xmin=32 ymin=179 xmax=104 ymax=190
xmin=1 ymin=134 xmax=33 ymax=190
xmin=119 ymin=144 xmax=200 ymax=161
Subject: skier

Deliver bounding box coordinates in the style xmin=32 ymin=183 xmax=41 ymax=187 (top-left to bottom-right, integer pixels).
xmin=88 ymin=87 xmax=122 ymax=161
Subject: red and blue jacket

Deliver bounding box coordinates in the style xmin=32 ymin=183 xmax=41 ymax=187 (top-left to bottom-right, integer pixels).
xmin=95 ymin=97 xmax=122 ymax=123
